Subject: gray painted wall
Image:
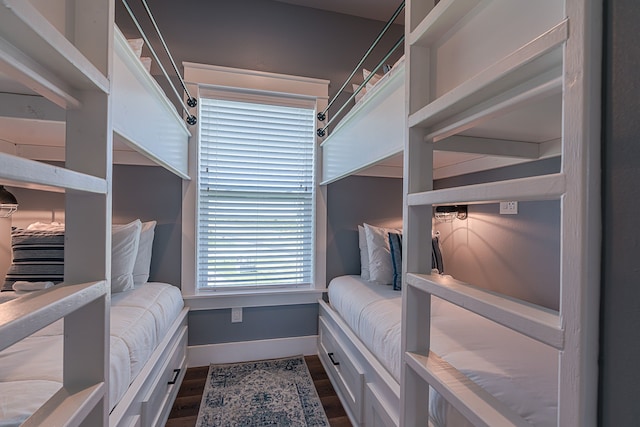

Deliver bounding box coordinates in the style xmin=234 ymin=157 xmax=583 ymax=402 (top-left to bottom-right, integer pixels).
xmin=112 ymin=165 xmax=183 ymax=286
xmin=599 ymin=0 xmax=640 ymax=424
xmin=326 ymin=175 xmax=404 ymax=284
xmin=189 ymin=304 xmax=318 ymax=345
xmin=434 ymin=158 xmax=561 ymax=310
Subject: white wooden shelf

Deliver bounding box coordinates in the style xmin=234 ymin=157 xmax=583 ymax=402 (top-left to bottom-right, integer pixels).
xmin=425 ymin=71 xmax=562 ymax=143
xmin=407 ymin=172 xmax=565 ymax=206
xmin=23 ymin=383 xmax=106 ymax=427
xmin=408 ymin=19 xmax=567 ymax=130
xmin=0 ymin=0 xmax=109 ymax=108
xmin=0 ymin=281 xmax=108 ymax=352
xmin=406 ymin=273 xmax=563 ymax=349
xmin=409 ymin=0 xmax=480 ymax=47
xmin=405 ymin=351 xmax=529 ymax=427
xmin=0 ymin=152 xmax=107 ymax=194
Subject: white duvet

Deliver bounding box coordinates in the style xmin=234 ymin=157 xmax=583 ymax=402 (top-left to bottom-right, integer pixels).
xmin=328 ymin=275 xmax=558 ymax=427
xmin=0 ymin=282 xmax=183 ymax=426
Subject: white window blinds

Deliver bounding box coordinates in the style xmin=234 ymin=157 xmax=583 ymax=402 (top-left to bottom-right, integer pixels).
xmin=198 ymin=96 xmax=316 ymax=289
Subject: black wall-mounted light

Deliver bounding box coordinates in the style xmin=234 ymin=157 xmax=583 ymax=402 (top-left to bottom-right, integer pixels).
xmin=0 ymin=186 xmax=18 ymax=217
xmin=434 ymin=205 xmax=467 ymax=222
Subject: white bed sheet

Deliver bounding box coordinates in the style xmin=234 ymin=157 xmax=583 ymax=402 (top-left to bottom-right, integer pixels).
xmin=327 ymin=275 xmax=558 ymax=427
xmin=0 ymin=282 xmax=183 ymax=426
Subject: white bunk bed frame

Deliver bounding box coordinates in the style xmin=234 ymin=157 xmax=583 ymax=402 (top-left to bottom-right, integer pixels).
xmin=403 ymin=0 xmax=601 ymax=425
xmin=0 ymin=0 xmax=190 ymax=425
xmin=318 ymin=0 xmax=601 ymax=426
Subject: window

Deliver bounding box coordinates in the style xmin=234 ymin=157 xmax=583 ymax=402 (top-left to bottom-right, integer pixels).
xmin=197 ymin=94 xmax=316 ymax=290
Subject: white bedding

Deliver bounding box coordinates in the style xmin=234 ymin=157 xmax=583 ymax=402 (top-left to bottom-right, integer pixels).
xmin=0 ymin=282 xmax=184 ymax=426
xmin=355 ymin=55 xmax=405 ymax=106
xmin=328 ymin=275 xmax=558 ymax=426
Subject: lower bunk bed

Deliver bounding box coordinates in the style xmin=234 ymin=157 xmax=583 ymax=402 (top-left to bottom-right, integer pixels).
xmin=0 ymin=281 xmax=188 ymax=427
xmin=318 ymin=275 xmax=558 ymax=427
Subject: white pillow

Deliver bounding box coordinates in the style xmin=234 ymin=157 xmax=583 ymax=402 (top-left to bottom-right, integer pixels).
xmin=26 ymin=221 xmax=65 ymax=231
xmin=363 ymin=68 xmax=383 ymax=91
xmin=111 ymin=219 xmax=141 ymax=293
xmin=357 ymin=225 xmax=370 ymax=281
xmin=132 ymin=221 xmax=156 ymax=286
xmin=364 ymin=223 xmax=396 ymax=285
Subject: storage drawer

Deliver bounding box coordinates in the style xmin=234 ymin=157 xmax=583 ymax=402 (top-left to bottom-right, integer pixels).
xmin=319 ymin=316 xmax=364 ymax=424
xmin=140 ymin=325 xmax=187 ymax=427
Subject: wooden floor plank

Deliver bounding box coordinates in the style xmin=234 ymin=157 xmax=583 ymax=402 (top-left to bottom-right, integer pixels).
xmin=165 ymin=355 xmax=351 ymax=426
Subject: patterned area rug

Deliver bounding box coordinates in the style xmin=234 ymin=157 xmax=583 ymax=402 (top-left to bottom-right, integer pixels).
xmin=196 ymin=355 xmax=330 ymax=427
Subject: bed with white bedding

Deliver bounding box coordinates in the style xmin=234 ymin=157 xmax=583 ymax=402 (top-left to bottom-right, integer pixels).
xmin=0 ymin=2 xmax=191 ymax=425
xmin=0 ymin=282 xmax=187 ymax=427
xmin=321 ymin=275 xmax=558 ymax=426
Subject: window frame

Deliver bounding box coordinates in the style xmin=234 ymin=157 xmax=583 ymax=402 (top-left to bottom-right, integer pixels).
xmin=197 ymin=92 xmax=316 ymax=290
xmin=181 ymin=62 xmax=329 ymax=306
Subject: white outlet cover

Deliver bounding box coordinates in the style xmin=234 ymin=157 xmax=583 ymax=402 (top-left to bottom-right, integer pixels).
xmin=500 ymin=201 xmax=518 ymax=215
xmin=231 ymin=307 xmax=243 ymax=323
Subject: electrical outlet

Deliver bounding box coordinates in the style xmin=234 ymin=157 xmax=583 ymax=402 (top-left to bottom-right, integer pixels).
xmin=500 ymin=201 xmax=518 ymax=215
xmin=231 ymin=307 xmax=243 ymax=323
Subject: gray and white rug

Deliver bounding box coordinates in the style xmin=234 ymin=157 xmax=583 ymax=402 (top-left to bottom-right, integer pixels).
xmin=196 ymin=355 xmax=330 ymax=427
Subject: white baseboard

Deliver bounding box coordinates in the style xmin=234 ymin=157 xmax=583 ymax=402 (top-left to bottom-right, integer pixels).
xmin=187 ymin=335 xmax=318 ymax=367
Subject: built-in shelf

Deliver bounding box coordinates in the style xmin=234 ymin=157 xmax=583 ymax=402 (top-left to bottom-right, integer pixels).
xmin=407 ymin=172 xmax=565 ymax=206
xmin=406 ymin=273 xmax=563 ymax=349
xmin=405 ymin=352 xmax=530 ymax=427
xmin=409 ymin=0 xmax=480 ymax=47
xmin=0 ymin=0 xmax=109 ymax=108
xmin=425 ymin=71 xmax=562 ymax=143
xmin=408 ymin=19 xmax=568 ymax=130
xmin=0 ymin=281 xmax=107 ymax=352
xmin=0 ymin=153 xmax=107 ymax=194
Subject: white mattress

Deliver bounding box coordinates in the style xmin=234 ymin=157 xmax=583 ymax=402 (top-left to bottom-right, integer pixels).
xmin=0 ymin=282 xmax=184 ymax=426
xmin=328 ymin=275 xmax=558 ymax=427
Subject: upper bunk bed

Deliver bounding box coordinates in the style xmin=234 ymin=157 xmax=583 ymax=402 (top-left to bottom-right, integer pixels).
xmin=0 ymin=0 xmax=192 ymax=179
xmin=319 ymin=0 xmax=562 ymax=186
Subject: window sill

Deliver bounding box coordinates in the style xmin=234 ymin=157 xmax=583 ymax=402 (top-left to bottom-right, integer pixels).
xmin=182 ymin=287 xmax=326 ymax=311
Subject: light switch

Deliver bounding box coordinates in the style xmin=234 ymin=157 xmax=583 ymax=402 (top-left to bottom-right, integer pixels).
xmin=231 ymin=307 xmax=243 ymax=323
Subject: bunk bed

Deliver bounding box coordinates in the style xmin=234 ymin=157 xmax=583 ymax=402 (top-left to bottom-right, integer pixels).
xmin=318 ymin=0 xmax=601 ymax=426
xmin=318 ymin=0 xmax=563 ymax=186
xmin=0 ymin=0 xmax=192 ymax=426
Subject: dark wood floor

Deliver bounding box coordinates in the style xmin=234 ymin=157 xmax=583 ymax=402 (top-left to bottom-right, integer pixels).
xmin=165 ymin=355 xmax=352 ymax=426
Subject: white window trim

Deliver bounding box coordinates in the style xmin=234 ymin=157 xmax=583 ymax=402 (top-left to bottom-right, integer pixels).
xmin=181 ymin=62 xmax=329 ymax=307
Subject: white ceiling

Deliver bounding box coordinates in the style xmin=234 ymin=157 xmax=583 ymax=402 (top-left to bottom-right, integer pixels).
xmin=273 ymin=0 xmax=405 ymax=22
